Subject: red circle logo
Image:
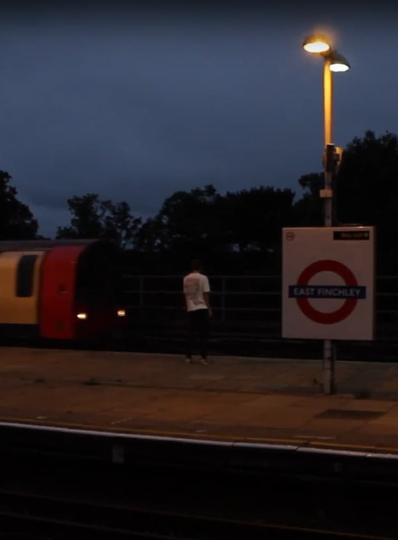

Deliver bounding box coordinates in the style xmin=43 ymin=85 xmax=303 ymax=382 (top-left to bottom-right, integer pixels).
xmin=296 ymin=260 xmax=358 ymax=324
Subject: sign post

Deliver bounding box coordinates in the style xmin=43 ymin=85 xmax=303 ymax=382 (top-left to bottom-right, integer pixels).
xmin=322 ymin=139 xmax=335 ymax=394
xmin=282 ymin=227 xmax=375 ymax=394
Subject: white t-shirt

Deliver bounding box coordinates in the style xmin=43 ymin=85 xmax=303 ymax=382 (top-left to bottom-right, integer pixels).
xmin=183 ymin=272 xmax=210 ymax=312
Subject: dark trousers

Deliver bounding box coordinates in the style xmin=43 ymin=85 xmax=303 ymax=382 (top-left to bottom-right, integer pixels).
xmin=186 ymin=309 xmax=209 ymax=359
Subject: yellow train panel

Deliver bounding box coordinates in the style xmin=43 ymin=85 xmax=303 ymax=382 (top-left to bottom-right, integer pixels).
xmin=0 ymin=251 xmax=45 ymax=325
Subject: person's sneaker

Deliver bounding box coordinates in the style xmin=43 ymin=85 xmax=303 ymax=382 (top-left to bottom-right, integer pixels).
xmin=185 ymin=356 xmax=192 ymax=364
xmin=200 ymin=357 xmax=210 ymax=365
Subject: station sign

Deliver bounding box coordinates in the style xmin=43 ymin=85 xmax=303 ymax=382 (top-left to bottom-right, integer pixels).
xmin=282 ymin=227 xmax=375 ymax=341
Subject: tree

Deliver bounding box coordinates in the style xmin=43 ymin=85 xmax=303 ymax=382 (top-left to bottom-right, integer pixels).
xmin=137 ymin=185 xmax=225 ymax=256
xmin=294 ymin=172 xmax=324 ymax=227
xmin=0 ymin=171 xmax=38 ymax=239
xmin=294 ymin=130 xmax=398 ymax=227
xmin=133 ymin=216 xmax=166 ymax=253
xmin=57 ymin=194 xmax=141 ymax=249
xmin=134 ymin=184 xmax=296 ymax=275
xmin=335 ymin=130 xmax=398 ymax=228
xmin=102 ymin=200 xmax=142 ymax=248
xmin=294 ymin=130 xmax=398 ymax=271
xmin=222 ymin=187 xmax=296 ymax=253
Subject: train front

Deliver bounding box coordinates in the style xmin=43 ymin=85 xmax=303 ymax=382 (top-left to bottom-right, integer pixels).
xmin=73 ymin=241 xmax=127 ymax=340
xmin=39 ymin=240 xmax=127 ymax=341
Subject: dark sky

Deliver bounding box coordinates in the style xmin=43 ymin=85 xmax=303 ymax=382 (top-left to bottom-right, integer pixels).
xmin=1 ymin=3 xmax=397 ymax=236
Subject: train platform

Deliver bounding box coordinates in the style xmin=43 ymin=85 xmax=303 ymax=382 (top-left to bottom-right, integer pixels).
xmin=1 ymin=347 xmax=398 ymax=455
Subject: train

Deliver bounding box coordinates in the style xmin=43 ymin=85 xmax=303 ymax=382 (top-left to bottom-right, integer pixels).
xmin=0 ymin=239 xmax=127 ymax=341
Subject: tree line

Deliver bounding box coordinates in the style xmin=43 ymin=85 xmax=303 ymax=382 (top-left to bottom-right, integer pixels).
xmin=1 ymin=130 xmax=398 ymax=273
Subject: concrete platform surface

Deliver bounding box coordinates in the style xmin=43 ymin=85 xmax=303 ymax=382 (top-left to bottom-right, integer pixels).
xmin=1 ymin=347 xmax=398 ymax=453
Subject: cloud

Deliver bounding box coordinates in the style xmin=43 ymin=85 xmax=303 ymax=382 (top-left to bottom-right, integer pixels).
xmin=0 ymin=7 xmax=397 ymax=236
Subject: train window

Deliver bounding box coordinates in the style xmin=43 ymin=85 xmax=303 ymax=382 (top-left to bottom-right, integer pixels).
xmin=75 ymin=242 xmax=123 ymax=306
xmin=16 ymin=255 xmax=37 ymax=297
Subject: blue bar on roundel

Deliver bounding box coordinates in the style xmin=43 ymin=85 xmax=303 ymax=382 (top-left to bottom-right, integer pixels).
xmin=288 ymin=286 xmax=366 ymax=299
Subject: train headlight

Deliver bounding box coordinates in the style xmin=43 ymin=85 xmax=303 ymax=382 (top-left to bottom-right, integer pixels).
xmin=117 ymin=310 xmax=126 ymax=317
xmin=77 ymin=313 xmax=88 ymax=320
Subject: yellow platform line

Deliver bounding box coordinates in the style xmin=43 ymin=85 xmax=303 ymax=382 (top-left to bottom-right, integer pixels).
xmin=1 ymin=415 xmax=398 ymax=455
xmin=0 ymin=415 xmax=303 ymax=446
xmin=310 ymin=440 xmax=398 ymax=455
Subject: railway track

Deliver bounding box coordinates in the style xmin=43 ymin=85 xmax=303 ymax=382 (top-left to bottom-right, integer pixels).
xmin=0 ymin=489 xmax=394 ymax=540
xmin=0 ymin=448 xmax=397 ymax=540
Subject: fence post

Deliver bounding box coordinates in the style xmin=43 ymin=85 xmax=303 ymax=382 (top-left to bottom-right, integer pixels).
xmin=221 ymin=277 xmax=226 ymax=322
xmin=139 ymin=276 xmax=144 ymax=320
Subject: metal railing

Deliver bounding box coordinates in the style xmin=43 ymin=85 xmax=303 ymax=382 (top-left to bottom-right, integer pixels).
xmin=121 ymin=275 xmax=398 ymax=335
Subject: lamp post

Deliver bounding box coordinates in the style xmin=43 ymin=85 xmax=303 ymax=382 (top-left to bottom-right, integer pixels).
xmin=302 ymin=34 xmax=350 ymax=395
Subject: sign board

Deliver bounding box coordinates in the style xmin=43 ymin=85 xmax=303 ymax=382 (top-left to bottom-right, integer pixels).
xmin=282 ymin=227 xmax=375 ymax=341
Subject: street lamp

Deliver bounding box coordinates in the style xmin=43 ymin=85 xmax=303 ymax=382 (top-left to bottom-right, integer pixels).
xmin=302 ymin=34 xmax=350 ymax=155
xmin=329 ymin=51 xmax=350 ymax=73
xmin=302 ymin=33 xmax=350 ymax=395
xmin=302 ymin=34 xmax=331 ymax=54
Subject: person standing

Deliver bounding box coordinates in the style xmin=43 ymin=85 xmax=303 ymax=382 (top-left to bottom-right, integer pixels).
xmin=183 ymin=259 xmax=212 ymax=365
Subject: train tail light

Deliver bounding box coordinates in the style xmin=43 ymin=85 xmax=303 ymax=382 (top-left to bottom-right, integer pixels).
xmin=117 ymin=310 xmax=126 ymax=317
xmin=77 ymin=313 xmax=88 ymax=320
